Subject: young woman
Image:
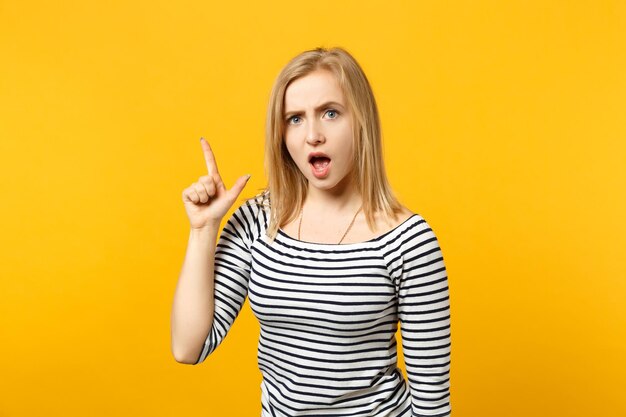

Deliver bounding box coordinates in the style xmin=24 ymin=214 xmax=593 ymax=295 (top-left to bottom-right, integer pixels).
xmin=171 ymin=47 xmax=451 ymax=416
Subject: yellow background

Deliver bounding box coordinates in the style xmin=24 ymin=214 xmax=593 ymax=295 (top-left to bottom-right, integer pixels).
xmin=1 ymin=0 xmax=625 ymax=415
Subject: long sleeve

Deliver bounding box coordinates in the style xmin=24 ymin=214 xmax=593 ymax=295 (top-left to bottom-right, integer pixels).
xmin=194 ymin=199 xmax=260 ymax=364
xmin=397 ymin=216 xmax=452 ymax=416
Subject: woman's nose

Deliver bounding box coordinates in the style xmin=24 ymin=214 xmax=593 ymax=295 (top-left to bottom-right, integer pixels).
xmin=305 ymin=121 xmax=325 ymax=144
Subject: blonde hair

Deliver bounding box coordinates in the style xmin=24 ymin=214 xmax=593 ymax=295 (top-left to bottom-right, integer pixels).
xmin=252 ymin=46 xmax=403 ymax=242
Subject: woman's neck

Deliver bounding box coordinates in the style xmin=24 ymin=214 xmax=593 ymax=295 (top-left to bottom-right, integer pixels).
xmin=304 ymin=181 xmax=362 ymax=215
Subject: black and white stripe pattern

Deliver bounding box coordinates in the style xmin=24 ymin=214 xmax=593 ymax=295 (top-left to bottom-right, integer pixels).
xmin=196 ymin=196 xmax=451 ymax=417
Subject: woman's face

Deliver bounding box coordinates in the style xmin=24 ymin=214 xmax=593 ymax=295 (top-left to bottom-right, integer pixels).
xmin=283 ymin=69 xmax=355 ymax=194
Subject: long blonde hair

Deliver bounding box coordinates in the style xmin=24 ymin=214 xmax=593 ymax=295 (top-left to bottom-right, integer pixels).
xmin=253 ymin=46 xmax=403 ymax=242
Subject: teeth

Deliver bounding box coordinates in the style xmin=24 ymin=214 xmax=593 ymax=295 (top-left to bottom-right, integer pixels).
xmin=313 ymin=159 xmax=329 ymax=170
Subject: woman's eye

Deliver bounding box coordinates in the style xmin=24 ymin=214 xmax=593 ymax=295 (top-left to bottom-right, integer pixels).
xmin=325 ymin=109 xmax=339 ymax=119
xmin=287 ymin=116 xmax=301 ymax=125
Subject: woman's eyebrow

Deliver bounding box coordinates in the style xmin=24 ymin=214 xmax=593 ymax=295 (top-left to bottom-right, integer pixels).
xmin=284 ymin=101 xmax=345 ymax=117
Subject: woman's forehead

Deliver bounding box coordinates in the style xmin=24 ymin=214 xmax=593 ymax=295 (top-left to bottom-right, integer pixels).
xmin=284 ymin=70 xmax=346 ymax=111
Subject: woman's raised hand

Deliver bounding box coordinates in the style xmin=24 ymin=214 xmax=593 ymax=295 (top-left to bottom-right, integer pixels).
xmin=182 ymin=138 xmax=251 ymax=230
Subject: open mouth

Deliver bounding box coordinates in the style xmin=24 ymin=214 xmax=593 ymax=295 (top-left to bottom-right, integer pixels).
xmin=309 ymin=156 xmax=331 ymax=171
xmin=308 ymin=154 xmax=332 ymax=178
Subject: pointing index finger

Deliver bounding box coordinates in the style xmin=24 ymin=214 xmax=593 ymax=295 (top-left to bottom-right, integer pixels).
xmin=200 ymin=137 xmax=221 ymax=178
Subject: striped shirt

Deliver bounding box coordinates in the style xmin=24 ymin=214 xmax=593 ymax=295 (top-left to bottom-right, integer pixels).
xmin=196 ymin=195 xmax=452 ymax=417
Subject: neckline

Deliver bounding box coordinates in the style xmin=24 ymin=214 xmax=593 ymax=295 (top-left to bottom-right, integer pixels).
xmin=276 ymin=214 xmax=418 ymax=247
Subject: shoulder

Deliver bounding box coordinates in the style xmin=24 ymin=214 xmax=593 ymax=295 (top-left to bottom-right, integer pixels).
xmin=382 ymin=210 xmax=445 ymax=278
xmin=371 ymin=205 xmax=415 ymax=235
xmin=226 ymin=192 xmax=270 ymax=241
xmin=380 ymin=206 xmax=441 ymax=252
xmin=395 ymin=211 xmax=444 ymax=261
xmin=387 ymin=206 xmax=415 ymax=228
xmin=232 ymin=191 xmax=270 ymax=217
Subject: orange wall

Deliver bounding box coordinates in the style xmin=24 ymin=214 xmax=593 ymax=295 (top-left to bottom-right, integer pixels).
xmin=1 ymin=1 xmax=624 ymax=415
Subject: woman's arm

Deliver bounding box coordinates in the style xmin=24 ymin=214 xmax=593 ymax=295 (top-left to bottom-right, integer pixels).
xmin=171 ymin=224 xmax=220 ymax=364
xmin=397 ymin=217 xmax=452 ymax=416
xmin=171 ymin=137 xmax=251 ymax=364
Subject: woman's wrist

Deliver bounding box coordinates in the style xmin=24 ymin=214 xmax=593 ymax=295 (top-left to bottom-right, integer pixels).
xmin=189 ymin=223 xmax=220 ymax=239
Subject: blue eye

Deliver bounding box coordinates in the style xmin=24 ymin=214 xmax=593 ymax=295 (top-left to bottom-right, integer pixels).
xmin=325 ymin=109 xmax=339 ymax=119
xmin=287 ymin=116 xmax=301 ymax=125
